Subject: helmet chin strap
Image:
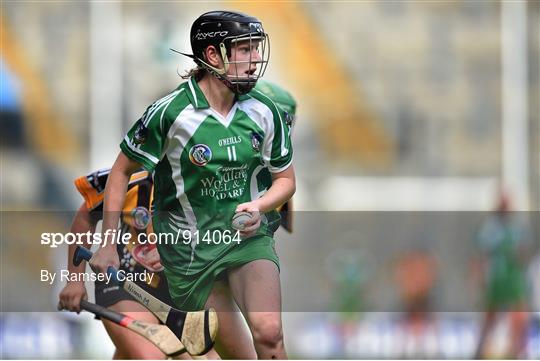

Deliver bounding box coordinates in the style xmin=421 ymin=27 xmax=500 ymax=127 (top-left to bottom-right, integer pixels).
xmin=170 ymin=47 xmax=228 ymax=75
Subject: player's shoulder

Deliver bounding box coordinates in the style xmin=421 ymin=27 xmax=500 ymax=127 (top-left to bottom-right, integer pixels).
xmin=254 ymin=79 xmax=296 ymax=114
xmin=152 ymin=83 xmax=190 ymax=106
xmin=74 ymin=168 xmax=111 ymax=196
xmin=243 ymin=87 xmax=283 ymax=122
xmin=247 ymin=87 xmax=277 ymax=108
xmin=143 ymin=83 xmax=191 ymax=124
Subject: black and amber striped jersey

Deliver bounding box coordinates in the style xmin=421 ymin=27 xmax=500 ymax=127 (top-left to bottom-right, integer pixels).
xmin=74 ymin=168 xmax=164 ymax=288
xmin=75 ymin=168 xmax=153 ymax=217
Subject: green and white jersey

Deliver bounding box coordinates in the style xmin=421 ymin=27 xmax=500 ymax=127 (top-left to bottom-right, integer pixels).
xmin=120 ymin=77 xmax=293 ymax=273
xmin=254 ymin=79 xmax=297 ymax=117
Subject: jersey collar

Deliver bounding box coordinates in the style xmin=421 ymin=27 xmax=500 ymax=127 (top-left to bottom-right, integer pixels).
xmin=237 ymin=93 xmax=251 ymax=101
xmin=186 ymin=77 xmax=210 ymax=109
xmin=186 ymin=77 xmax=253 ymax=108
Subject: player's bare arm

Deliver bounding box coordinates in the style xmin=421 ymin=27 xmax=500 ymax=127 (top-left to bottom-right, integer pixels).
xmin=89 ymin=152 xmax=142 ymax=274
xmin=58 ymin=203 xmax=96 ymax=312
xmin=236 ymin=165 xmax=296 ymax=236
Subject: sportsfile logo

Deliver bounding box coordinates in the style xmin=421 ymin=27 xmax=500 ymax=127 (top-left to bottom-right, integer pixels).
xmin=195 ymin=31 xmax=228 ymax=40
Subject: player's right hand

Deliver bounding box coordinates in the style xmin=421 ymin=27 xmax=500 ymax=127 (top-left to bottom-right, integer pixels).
xmin=89 ymin=245 xmax=119 ymax=275
xmin=235 ymin=202 xmax=262 ymax=238
xmin=58 ymin=281 xmax=87 ymax=313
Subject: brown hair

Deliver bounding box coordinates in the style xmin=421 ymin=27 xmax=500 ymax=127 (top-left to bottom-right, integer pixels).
xmin=181 ymin=67 xmax=207 ymax=81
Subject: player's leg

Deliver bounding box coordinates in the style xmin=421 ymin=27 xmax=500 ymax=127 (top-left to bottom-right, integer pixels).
xmin=475 ymin=309 xmax=497 ymax=359
xmin=508 ymin=307 xmax=528 ymax=358
xmin=204 ymin=278 xmax=257 ymax=359
xmin=228 ymin=259 xmax=287 ymax=359
xmin=102 ymin=300 xmax=166 ymax=359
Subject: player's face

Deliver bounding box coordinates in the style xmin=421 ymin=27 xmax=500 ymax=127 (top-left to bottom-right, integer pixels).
xmin=227 ymin=39 xmax=262 ymax=80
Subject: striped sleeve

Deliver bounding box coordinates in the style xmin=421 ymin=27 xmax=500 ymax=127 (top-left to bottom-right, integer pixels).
xmin=245 ymin=90 xmax=294 ymax=173
xmin=120 ymin=90 xmax=179 ymax=171
xmin=260 ymin=98 xmax=293 ymax=173
xmin=74 ymin=169 xmax=109 ymax=211
xmin=74 ymin=168 xmax=150 ymax=212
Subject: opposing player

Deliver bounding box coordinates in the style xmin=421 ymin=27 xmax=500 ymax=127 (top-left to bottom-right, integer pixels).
xmin=58 ymin=168 xmax=175 ymax=359
xmin=90 ymin=10 xmax=295 ymax=359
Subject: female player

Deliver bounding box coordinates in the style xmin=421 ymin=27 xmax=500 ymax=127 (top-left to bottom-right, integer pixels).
xmin=58 ymin=168 xmax=174 ymax=359
xmin=90 ymin=11 xmax=295 ymax=359
xmin=58 ymin=78 xmax=296 ymax=359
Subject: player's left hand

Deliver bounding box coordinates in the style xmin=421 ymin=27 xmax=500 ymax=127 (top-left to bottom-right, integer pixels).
xmin=235 ymin=202 xmax=261 ymax=238
xmin=132 ymin=243 xmax=164 ymax=272
xmin=145 ymin=247 xmax=163 ymax=271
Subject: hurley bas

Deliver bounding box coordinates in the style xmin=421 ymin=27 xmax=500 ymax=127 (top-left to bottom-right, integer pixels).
xmin=41 ymin=269 xmax=155 ymax=285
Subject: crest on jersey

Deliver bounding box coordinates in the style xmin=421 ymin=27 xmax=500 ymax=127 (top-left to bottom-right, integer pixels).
xmin=189 ymin=144 xmax=212 ymax=166
xmin=133 ymin=120 xmax=148 ymax=145
xmin=250 ymin=132 xmax=263 ymax=153
xmin=131 ymin=206 xmax=151 ymax=230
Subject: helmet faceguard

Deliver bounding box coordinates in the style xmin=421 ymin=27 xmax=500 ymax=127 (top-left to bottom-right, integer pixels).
xmin=175 ymin=11 xmax=270 ymax=95
xmin=220 ymin=31 xmax=270 ymax=95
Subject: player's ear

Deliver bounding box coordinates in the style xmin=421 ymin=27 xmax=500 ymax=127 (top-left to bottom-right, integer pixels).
xmin=204 ymin=45 xmax=222 ymax=68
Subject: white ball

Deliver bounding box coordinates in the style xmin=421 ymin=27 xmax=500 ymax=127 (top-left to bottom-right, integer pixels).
xmin=231 ymin=211 xmax=252 ymax=231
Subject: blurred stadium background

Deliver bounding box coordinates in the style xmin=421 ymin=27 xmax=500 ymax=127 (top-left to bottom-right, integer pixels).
xmin=1 ymin=1 xmax=539 ymax=359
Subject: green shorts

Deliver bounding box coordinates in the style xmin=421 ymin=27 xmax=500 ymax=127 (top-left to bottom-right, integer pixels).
xmin=163 ymin=235 xmax=280 ymax=311
xmin=486 ymin=271 xmax=528 ymax=309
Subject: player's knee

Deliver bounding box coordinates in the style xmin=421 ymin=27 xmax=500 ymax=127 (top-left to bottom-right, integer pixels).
xmin=251 ymin=317 xmax=283 ymax=349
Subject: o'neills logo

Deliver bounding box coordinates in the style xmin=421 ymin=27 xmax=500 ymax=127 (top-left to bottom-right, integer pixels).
xmin=189 ymin=144 xmax=212 ymax=166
